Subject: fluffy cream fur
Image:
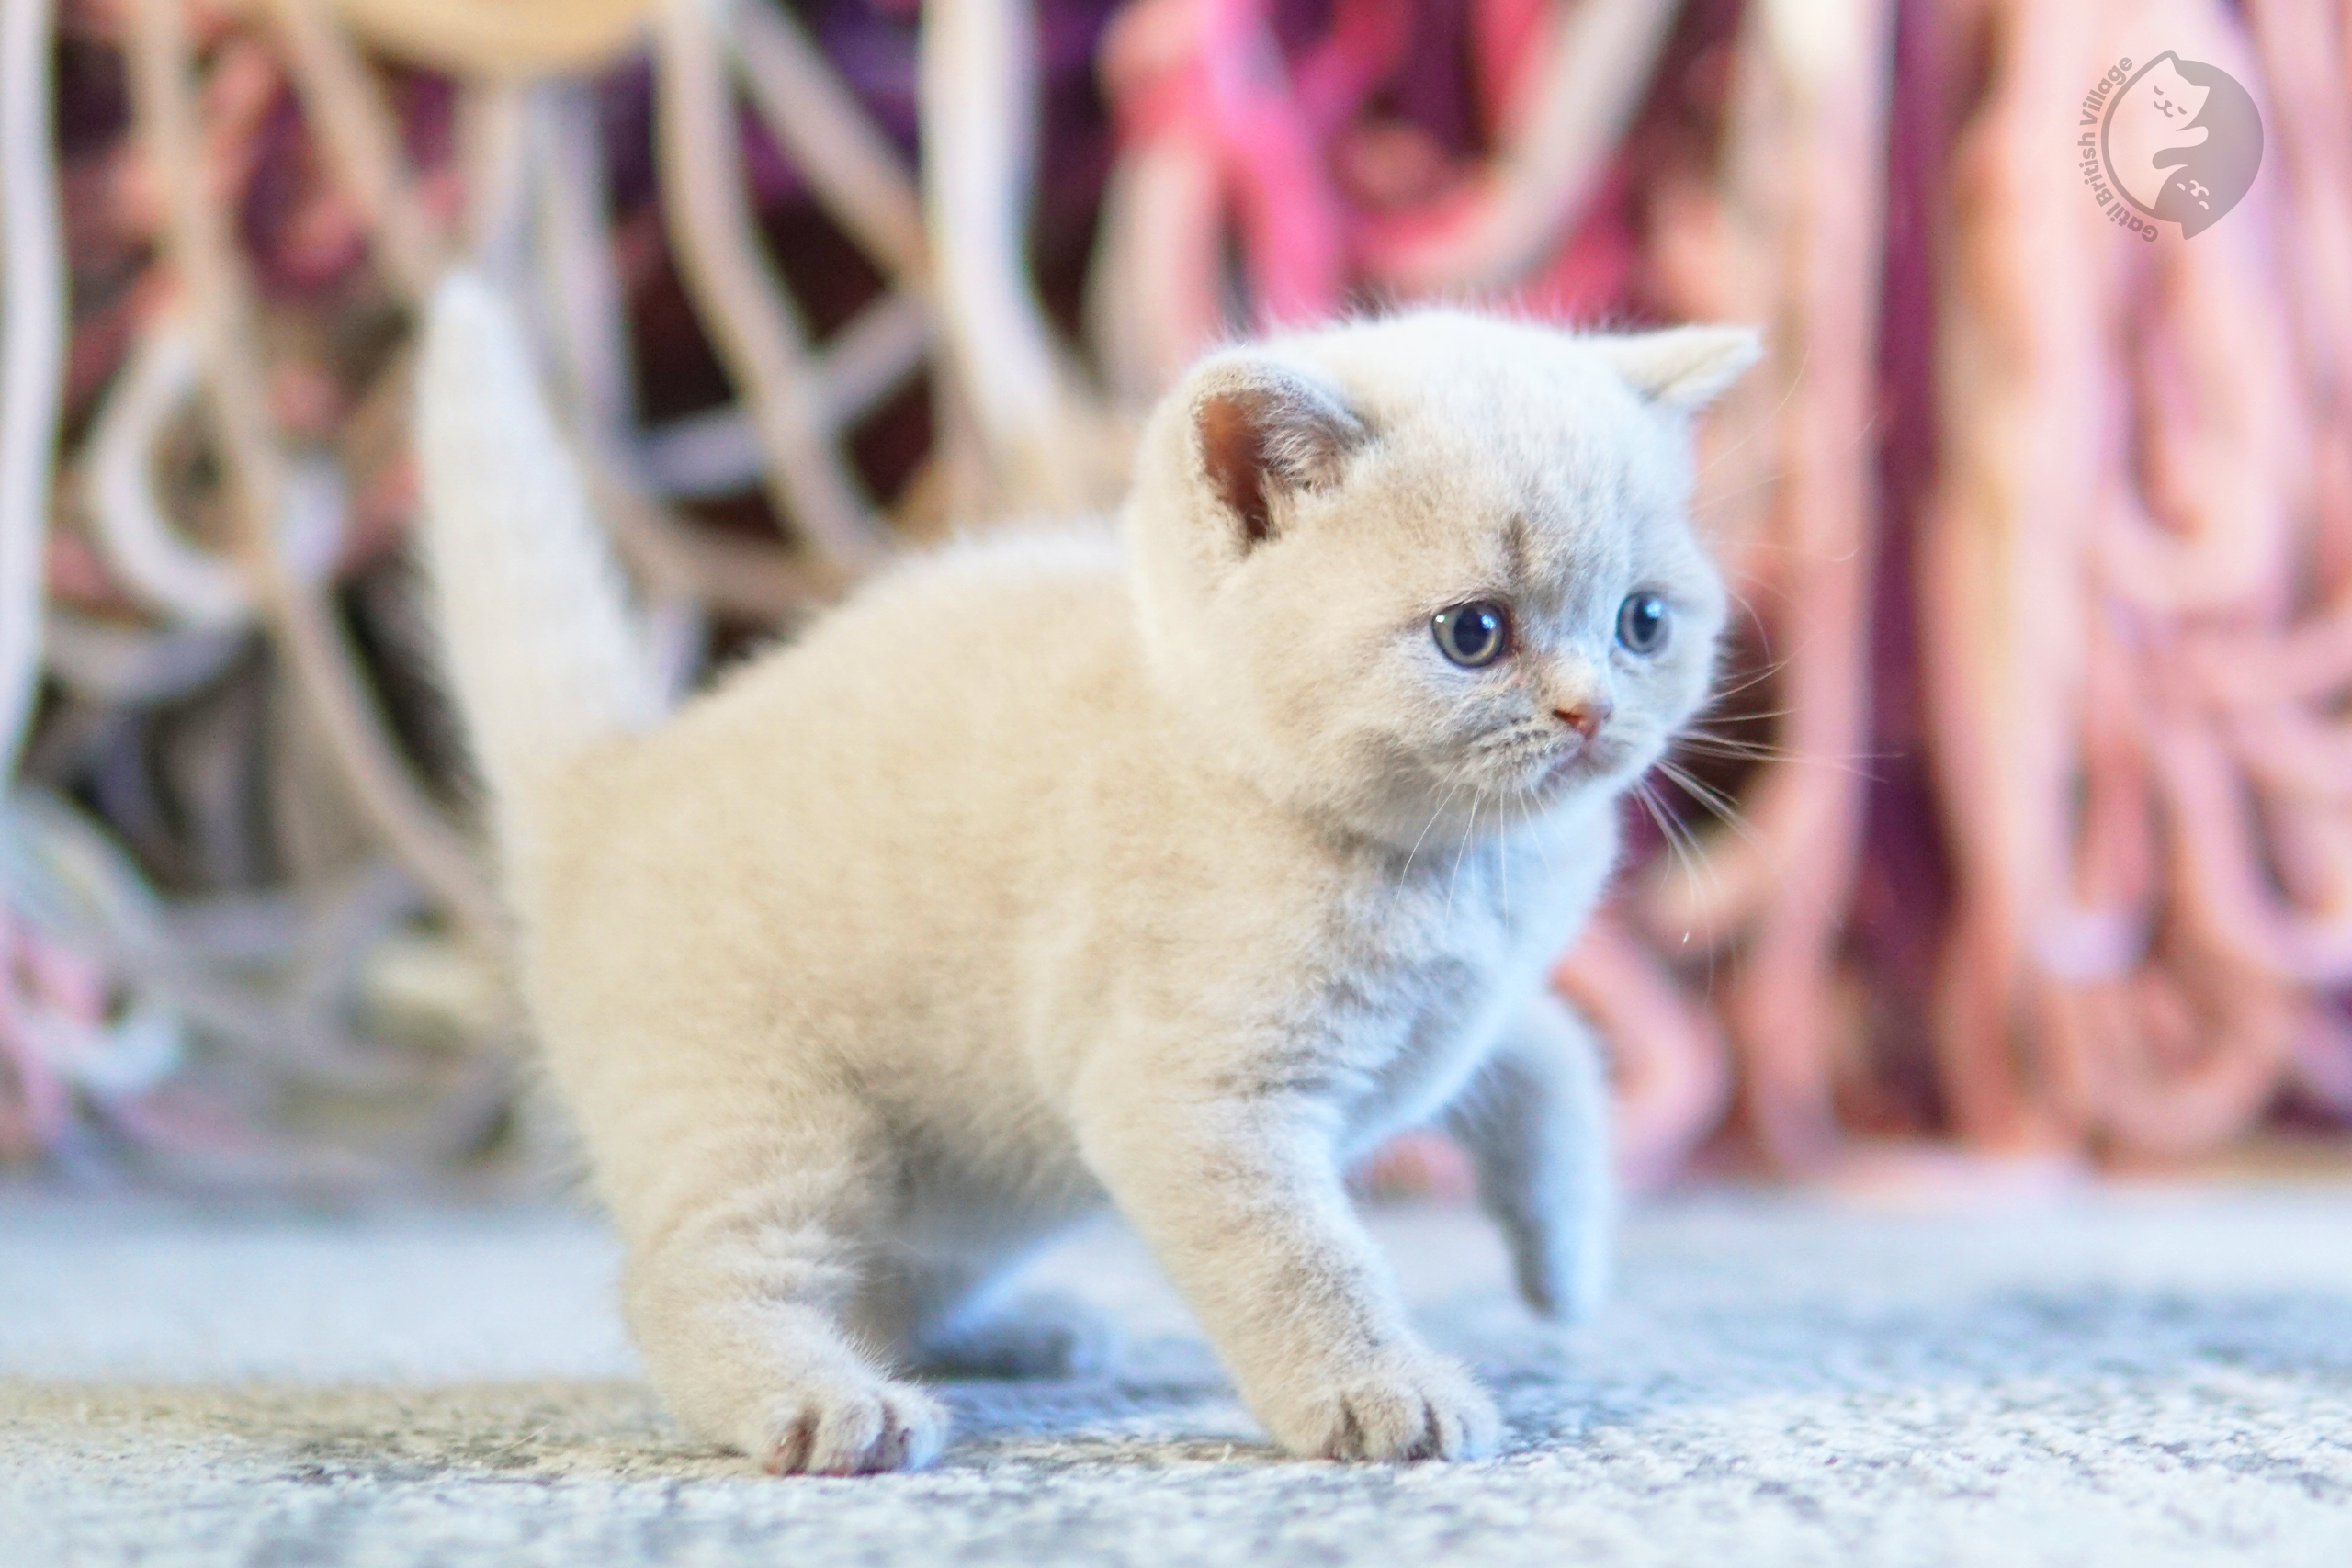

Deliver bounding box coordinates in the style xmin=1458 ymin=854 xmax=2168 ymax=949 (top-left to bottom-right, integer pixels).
xmin=416 ymin=276 xmax=1755 ymax=1474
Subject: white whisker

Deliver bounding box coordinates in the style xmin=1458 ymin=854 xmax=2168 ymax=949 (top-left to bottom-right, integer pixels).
xmin=1653 ymin=759 xmax=1779 ymax=869
xmin=1448 ymin=789 xmax=1481 ymax=921
xmin=1634 ymin=777 xmax=1725 ymax=995
xmin=1402 ymin=775 xmax=1464 ymax=881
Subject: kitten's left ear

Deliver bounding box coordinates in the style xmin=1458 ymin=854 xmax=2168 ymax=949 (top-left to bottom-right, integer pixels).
xmin=1591 ymin=325 xmax=1763 ymax=413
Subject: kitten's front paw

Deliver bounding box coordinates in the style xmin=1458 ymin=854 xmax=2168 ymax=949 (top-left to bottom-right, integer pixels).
xmin=752 ymin=1375 xmax=948 ymax=1475
xmin=1270 ymin=1353 xmax=1501 ymax=1462
xmin=1510 ymin=1219 xmax=1611 ymax=1325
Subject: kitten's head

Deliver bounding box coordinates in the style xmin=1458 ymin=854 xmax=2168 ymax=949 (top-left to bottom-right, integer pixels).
xmin=1124 ymin=310 xmax=1756 ymax=849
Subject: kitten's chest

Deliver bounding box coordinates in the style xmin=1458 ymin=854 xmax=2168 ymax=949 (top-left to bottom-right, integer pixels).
xmin=1306 ymin=833 xmax=1596 ymax=1128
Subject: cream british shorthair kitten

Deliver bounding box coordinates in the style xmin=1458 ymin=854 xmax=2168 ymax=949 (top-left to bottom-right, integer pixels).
xmin=416 ymin=276 xmax=1754 ymax=1474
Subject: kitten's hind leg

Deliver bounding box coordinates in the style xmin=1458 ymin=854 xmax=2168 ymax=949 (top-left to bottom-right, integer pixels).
xmin=860 ymin=1241 xmax=1120 ymax=1381
xmin=601 ymin=1081 xmax=948 ymax=1474
xmin=1444 ymin=989 xmax=1616 ymax=1323
xmin=909 ymin=1278 xmax=1122 ymax=1380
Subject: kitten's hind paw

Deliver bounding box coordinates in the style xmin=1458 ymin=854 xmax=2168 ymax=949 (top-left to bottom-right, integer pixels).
xmin=914 ymin=1291 xmax=1121 ymax=1380
xmin=1272 ymin=1353 xmax=1501 ymax=1462
xmin=755 ymin=1376 xmax=948 ymax=1475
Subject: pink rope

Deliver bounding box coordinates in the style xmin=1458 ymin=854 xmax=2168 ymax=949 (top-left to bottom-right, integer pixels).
xmin=0 ymin=913 xmax=97 ymax=1161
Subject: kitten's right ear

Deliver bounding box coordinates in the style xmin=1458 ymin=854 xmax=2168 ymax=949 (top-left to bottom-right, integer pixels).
xmin=1190 ymin=361 xmax=1368 ymax=550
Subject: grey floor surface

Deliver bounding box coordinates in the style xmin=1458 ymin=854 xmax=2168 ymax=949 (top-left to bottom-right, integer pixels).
xmin=4 ymin=1182 xmax=2351 ymax=1566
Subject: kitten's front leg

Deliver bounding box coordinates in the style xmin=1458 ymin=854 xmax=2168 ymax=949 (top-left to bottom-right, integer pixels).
xmin=1443 ymin=988 xmax=1615 ymax=1322
xmin=1072 ymin=1063 xmax=1500 ymax=1461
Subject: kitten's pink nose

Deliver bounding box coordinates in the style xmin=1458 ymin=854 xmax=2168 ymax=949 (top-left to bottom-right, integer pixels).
xmin=1554 ymin=700 xmax=1611 ymax=739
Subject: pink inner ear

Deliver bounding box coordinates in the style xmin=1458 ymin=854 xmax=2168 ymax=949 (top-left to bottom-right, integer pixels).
xmin=1194 ymin=377 xmax=1366 ymax=548
xmin=1198 ymin=391 xmax=1277 ymax=546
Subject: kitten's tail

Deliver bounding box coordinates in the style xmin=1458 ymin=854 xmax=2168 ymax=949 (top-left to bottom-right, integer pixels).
xmin=415 ymin=272 xmax=661 ymax=879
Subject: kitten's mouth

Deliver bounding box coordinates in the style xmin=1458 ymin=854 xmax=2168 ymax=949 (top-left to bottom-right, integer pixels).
xmin=1458 ymin=727 xmax=1635 ymax=806
xmin=1528 ymin=738 xmax=1616 ymax=795
xmin=1533 ymin=746 xmax=1589 ymax=788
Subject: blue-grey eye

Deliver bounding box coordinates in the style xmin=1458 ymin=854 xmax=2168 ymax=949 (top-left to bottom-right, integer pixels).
xmin=1616 ymin=592 xmax=1668 ymax=654
xmin=1432 ymin=601 xmax=1510 ymax=667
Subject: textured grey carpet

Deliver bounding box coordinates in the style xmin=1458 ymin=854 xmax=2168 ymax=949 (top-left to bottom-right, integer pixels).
xmin=5 ymin=1184 xmax=2351 ymax=1566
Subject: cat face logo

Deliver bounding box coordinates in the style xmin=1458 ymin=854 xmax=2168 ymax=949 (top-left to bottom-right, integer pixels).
xmin=2098 ymin=51 xmax=2263 ymax=238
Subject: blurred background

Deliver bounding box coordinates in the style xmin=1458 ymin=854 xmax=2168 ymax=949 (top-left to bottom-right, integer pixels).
xmin=1 ymin=0 xmax=2348 ymax=1199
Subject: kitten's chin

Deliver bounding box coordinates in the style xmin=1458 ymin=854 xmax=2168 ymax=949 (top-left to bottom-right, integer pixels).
xmin=1476 ymin=753 xmax=1623 ymax=830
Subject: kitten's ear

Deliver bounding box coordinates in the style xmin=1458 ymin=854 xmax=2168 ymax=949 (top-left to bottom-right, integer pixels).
xmin=1591 ymin=325 xmax=1762 ymax=413
xmin=1191 ymin=361 xmax=1368 ymax=548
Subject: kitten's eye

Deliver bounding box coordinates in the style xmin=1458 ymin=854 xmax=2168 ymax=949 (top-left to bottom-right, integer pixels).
xmin=1616 ymin=592 xmax=1669 ymax=654
xmin=1432 ymin=601 xmax=1511 ymax=668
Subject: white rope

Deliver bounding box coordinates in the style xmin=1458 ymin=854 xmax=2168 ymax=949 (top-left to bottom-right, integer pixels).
xmin=85 ymin=321 xmax=253 ymax=628
xmin=920 ymin=0 xmax=1106 ymax=514
xmin=0 ymin=0 xmax=63 ymax=779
